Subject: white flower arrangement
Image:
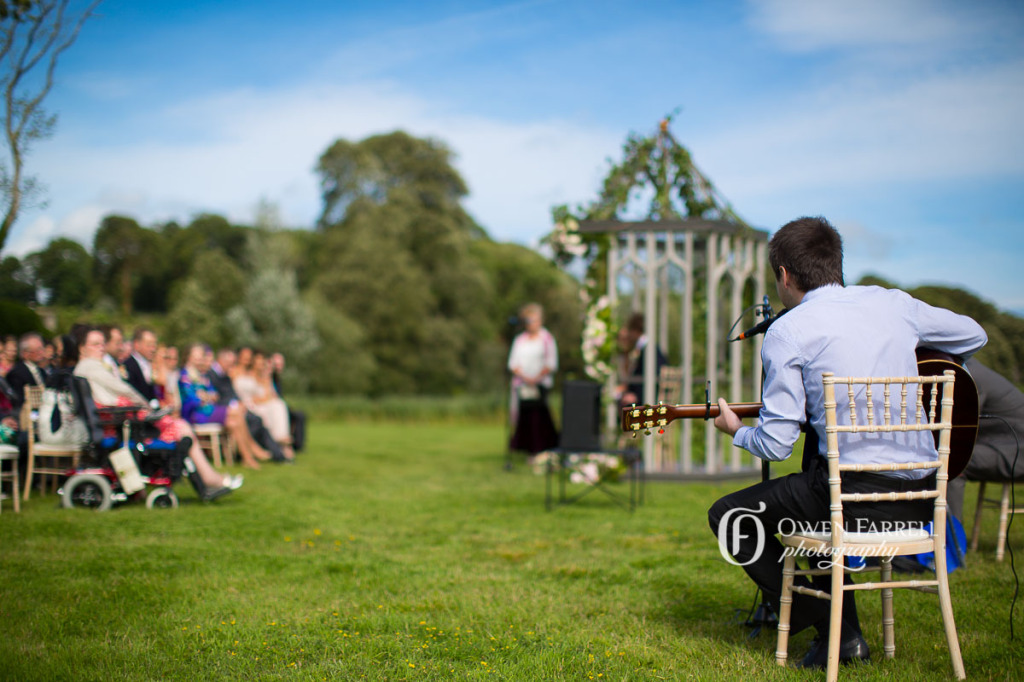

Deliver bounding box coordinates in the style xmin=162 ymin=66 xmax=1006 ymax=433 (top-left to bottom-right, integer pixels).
xmin=531 ymin=451 xmax=626 ymax=482
xmin=548 ymin=217 xmax=588 ymax=259
xmin=580 ymin=293 xmax=616 ymax=383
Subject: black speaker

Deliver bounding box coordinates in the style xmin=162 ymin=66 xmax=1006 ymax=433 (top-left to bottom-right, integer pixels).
xmin=560 ymin=380 xmax=602 ymax=451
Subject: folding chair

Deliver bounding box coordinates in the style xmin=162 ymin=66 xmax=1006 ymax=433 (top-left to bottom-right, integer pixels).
xmin=545 ymin=380 xmax=643 ymax=511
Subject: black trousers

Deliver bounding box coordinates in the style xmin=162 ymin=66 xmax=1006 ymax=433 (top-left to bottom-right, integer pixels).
xmin=707 ymin=456 xmax=934 ymax=636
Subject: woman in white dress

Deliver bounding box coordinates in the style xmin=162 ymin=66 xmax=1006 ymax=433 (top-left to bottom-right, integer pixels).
xmin=507 ymin=303 xmax=559 ymax=454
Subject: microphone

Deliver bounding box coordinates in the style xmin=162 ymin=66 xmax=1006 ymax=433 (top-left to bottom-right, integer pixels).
xmin=733 ymin=307 xmax=788 ymax=341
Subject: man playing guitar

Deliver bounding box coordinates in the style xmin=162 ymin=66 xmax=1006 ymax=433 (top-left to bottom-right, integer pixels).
xmin=707 ymin=217 xmax=987 ymax=670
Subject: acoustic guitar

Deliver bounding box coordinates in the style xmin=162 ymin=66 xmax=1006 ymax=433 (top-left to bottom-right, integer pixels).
xmin=620 ymin=349 xmax=979 ymax=478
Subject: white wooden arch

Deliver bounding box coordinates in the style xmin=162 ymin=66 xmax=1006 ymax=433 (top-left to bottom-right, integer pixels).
xmin=581 ymin=219 xmax=770 ymax=477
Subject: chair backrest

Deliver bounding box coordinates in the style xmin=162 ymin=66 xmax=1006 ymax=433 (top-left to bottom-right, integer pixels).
xmin=69 ymin=376 xmax=107 ymax=446
xmin=560 ymin=380 xmax=602 ymax=452
xmin=25 ymin=384 xmax=44 ymax=410
xmin=822 ymin=369 xmax=956 ymax=546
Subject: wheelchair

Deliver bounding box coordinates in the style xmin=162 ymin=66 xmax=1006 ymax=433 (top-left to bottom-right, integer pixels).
xmin=57 ymin=377 xmax=229 ymax=511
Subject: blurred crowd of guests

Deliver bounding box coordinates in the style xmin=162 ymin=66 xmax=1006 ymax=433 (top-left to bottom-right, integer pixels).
xmin=1 ymin=326 xmax=306 ymax=500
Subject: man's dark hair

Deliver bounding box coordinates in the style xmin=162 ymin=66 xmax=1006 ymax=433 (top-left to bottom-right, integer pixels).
xmin=768 ymin=216 xmax=845 ymax=291
xmin=132 ymin=325 xmax=156 ymax=343
xmin=97 ymin=323 xmax=122 ymax=344
xmin=625 ymin=312 xmax=645 ymax=334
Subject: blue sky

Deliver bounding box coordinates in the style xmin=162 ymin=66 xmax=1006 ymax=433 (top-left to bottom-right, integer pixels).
xmin=10 ymin=0 xmax=1024 ymax=312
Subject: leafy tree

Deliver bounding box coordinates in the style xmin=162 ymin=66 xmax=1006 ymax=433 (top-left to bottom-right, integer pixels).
xmin=92 ymin=214 xmax=151 ymax=316
xmin=25 ymin=235 xmax=92 ymax=305
xmin=313 ymin=131 xmax=509 ymax=395
xmin=224 ymin=234 xmax=320 ymax=385
xmin=0 ymin=0 xmax=99 ymax=253
xmin=304 ymin=289 xmax=375 ymax=395
xmin=316 ymin=130 xmax=469 ymax=228
xmin=164 ymin=248 xmax=245 ymax=348
xmin=0 ymin=253 xmax=33 ymax=302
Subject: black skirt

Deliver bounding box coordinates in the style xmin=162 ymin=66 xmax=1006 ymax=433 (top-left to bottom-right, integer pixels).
xmin=510 ymin=389 xmax=559 ymax=454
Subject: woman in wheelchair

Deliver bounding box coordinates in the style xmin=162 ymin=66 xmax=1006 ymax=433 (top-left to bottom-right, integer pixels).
xmin=73 ymin=328 xmax=242 ymax=494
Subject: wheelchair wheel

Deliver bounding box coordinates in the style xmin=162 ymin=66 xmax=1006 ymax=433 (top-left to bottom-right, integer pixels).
xmin=61 ymin=474 xmax=113 ymax=511
xmin=146 ymin=487 xmax=179 ymax=509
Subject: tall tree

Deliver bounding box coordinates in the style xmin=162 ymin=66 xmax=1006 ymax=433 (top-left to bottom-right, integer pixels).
xmin=25 ymin=235 xmax=92 ymax=305
xmin=316 ymin=130 xmax=469 ymax=228
xmin=92 ymin=214 xmax=150 ymax=316
xmin=314 ymin=131 xmax=498 ymax=394
xmin=0 ymin=0 xmax=100 ymax=253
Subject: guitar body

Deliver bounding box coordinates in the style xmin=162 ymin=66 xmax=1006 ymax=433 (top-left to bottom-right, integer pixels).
xmin=621 ymin=348 xmax=979 ymax=478
xmin=916 ymin=349 xmax=979 ymax=479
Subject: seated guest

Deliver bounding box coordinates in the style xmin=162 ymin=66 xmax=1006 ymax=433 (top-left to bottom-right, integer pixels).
xmin=74 ymin=327 xmax=240 ymax=493
xmin=152 ymin=344 xmax=182 ymax=415
xmin=271 ymin=351 xmax=306 ymax=453
xmin=232 ymin=346 xmax=253 ymax=382
xmin=180 ymin=343 xmax=271 ymax=470
xmin=234 ymin=350 xmax=294 ymax=460
xmin=0 ymin=334 xmax=16 ymax=376
xmin=6 ymin=332 xmax=47 ymax=411
xmin=123 ymin=326 xmax=159 ymax=404
xmin=97 ymin=324 xmax=125 ymax=379
xmin=209 ymin=347 xmax=239 ymax=401
xmin=208 ymin=346 xmax=286 ymax=462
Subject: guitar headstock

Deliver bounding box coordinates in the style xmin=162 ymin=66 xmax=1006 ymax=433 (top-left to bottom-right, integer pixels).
xmin=621 ymin=404 xmax=669 ymax=434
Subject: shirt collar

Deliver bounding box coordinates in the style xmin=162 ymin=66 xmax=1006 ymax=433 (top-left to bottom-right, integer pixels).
xmin=798 ymin=283 xmax=844 ymax=305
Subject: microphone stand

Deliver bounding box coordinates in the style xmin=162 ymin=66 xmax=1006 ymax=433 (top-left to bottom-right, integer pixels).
xmin=731 ymin=296 xmax=778 ymax=637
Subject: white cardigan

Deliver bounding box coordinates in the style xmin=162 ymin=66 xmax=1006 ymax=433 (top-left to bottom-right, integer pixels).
xmin=73 ymin=357 xmax=147 ymax=407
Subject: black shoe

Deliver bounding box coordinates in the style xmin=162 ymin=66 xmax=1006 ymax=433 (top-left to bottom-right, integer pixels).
xmin=797 ymin=631 xmax=870 ymax=670
xmin=201 ymin=486 xmax=232 ymax=503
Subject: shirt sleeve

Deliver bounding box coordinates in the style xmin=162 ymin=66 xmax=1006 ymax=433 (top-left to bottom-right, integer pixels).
xmin=912 ymin=297 xmax=988 ymax=358
xmin=733 ymin=330 xmax=804 ymax=462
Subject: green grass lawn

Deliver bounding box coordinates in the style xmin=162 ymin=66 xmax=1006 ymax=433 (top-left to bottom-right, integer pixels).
xmin=2 ymin=420 xmax=1023 ymax=680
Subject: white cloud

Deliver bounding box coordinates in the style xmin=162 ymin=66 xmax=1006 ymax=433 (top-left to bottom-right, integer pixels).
xmin=748 ymin=0 xmax=994 ymax=51
xmin=693 ymin=59 xmax=1024 ymax=201
xmin=8 ymin=81 xmax=620 ymax=254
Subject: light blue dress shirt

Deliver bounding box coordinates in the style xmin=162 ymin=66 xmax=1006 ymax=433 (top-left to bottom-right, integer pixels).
xmin=734 ymin=284 xmax=987 ymax=477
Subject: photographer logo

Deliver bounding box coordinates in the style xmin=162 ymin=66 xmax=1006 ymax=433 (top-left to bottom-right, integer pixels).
xmin=717 ymin=502 xmax=767 ymax=567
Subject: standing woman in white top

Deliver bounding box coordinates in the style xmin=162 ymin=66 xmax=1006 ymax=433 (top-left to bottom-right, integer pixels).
xmin=507 ymin=303 xmax=559 ymax=455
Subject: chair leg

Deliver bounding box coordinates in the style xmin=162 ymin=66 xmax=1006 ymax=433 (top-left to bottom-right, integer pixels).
xmin=934 ymin=534 xmax=967 ymax=679
xmin=880 ymin=557 xmax=895 ymax=659
xmin=970 ymin=481 xmax=986 ymax=552
xmin=825 ymin=560 xmax=845 ymax=682
xmin=996 ymin=483 xmax=1011 ymax=562
xmin=12 ymin=459 xmax=19 ymax=513
xmin=775 ymin=553 xmax=796 ymax=666
xmin=22 ymin=454 xmax=35 ymax=501
xmin=209 ymin=432 xmax=223 ymax=469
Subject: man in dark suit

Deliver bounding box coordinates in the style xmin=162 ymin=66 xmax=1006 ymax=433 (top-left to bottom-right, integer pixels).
xmin=6 ymin=332 xmax=47 ymax=411
xmin=123 ymin=326 xmax=159 ymax=403
xmin=616 ymin=312 xmax=667 ymax=407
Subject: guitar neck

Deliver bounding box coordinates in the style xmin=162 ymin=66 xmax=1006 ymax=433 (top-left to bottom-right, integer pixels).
xmin=622 ymin=402 xmax=762 ymax=433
